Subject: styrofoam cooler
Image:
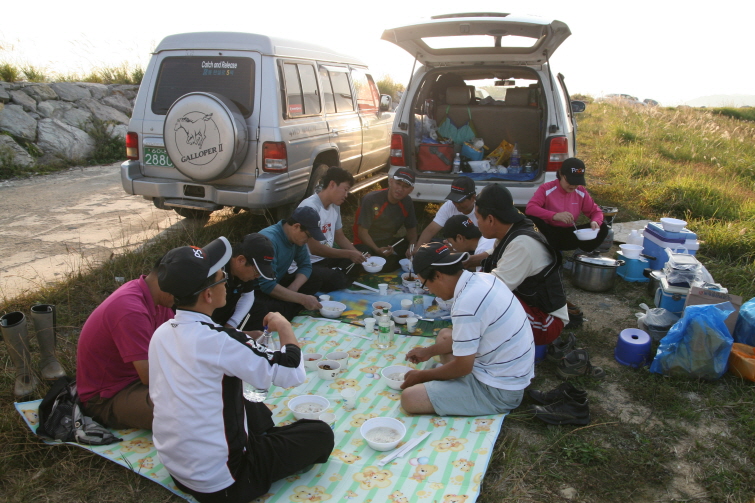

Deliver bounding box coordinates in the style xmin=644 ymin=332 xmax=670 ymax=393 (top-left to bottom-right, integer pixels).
xmin=654 ymin=277 xmax=689 ymax=315
xmin=642 ymin=222 xmax=699 ymax=270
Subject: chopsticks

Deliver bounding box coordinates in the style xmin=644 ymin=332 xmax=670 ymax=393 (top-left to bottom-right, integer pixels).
xmin=344 ymin=251 xmax=369 ymax=275
xmin=391 ymin=238 xmax=405 ymax=249
xmin=377 ymin=432 xmax=432 ymax=466
xmin=334 ymin=328 xmax=372 ymax=341
xmin=351 ymin=281 xmax=380 ymax=293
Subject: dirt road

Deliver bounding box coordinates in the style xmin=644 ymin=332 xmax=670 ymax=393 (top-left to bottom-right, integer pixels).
xmin=0 ymin=163 xmax=180 ymax=300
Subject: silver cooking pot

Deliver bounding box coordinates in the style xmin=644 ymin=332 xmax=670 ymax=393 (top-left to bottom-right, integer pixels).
xmin=571 ymin=254 xmax=625 ymax=292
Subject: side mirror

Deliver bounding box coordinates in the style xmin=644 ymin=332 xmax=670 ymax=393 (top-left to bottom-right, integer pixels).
xmin=380 ymin=94 xmax=392 ymax=112
xmin=571 ymin=101 xmax=586 ymax=113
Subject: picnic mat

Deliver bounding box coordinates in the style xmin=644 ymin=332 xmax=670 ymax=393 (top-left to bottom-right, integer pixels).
xmin=15 ymin=317 xmax=506 ymax=503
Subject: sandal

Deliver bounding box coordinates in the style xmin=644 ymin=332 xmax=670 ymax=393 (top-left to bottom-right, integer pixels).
xmin=556 ymin=348 xmax=606 ymax=380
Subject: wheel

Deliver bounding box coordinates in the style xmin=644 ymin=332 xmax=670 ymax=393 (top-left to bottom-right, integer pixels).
xmin=305 ymin=163 xmax=331 ymax=198
xmin=163 ymin=92 xmax=248 ymax=182
xmin=173 ymin=207 xmax=213 ymax=221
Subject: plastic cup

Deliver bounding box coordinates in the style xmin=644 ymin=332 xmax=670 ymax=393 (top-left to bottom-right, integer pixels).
xmin=378 ymin=283 xmax=388 ymax=295
xmin=406 ymin=317 xmax=418 ymax=332
xmin=340 ymin=388 xmax=357 ymax=411
xmin=401 ymin=299 xmax=413 ymax=310
xmin=363 ymin=317 xmax=376 ymax=333
xmin=319 ymin=294 xmax=330 ymax=302
xmin=319 ymin=412 xmax=336 ymax=428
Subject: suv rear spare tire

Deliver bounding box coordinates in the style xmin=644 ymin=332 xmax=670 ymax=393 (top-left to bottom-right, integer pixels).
xmin=164 ymin=92 xmax=248 ymax=182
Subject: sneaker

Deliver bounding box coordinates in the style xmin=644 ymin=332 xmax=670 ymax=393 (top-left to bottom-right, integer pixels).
xmin=531 ymin=396 xmax=591 ymax=425
xmin=546 ymin=333 xmax=577 ymax=362
xmin=556 ymin=349 xmax=606 ymax=380
xmin=528 ymin=382 xmax=587 ymax=405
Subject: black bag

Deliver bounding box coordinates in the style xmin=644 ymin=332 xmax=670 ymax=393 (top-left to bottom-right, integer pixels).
xmin=37 ymin=377 xmax=121 ymax=445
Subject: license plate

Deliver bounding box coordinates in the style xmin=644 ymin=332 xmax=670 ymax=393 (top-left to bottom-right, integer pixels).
xmin=144 ymin=147 xmax=174 ymax=167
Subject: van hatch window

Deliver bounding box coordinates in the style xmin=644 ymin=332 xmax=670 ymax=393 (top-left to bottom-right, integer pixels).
xmin=283 ymin=63 xmax=321 ymax=117
xmin=151 ymin=56 xmax=254 ymax=117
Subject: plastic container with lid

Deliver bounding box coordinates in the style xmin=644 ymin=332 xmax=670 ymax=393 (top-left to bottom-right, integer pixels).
xmin=642 ymin=222 xmax=699 ymax=270
xmin=654 ymin=277 xmax=690 ymax=315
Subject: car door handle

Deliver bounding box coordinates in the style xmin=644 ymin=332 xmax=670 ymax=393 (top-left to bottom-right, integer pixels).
xmin=331 ymin=129 xmax=339 ymax=136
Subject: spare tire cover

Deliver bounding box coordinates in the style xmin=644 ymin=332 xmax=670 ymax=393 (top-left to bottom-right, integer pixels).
xmin=164 ymin=92 xmax=248 ymax=182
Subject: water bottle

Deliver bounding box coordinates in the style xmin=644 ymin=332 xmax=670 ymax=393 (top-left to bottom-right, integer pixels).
xmin=412 ymin=294 xmax=424 ymax=317
xmin=509 ymin=143 xmax=520 ymax=173
xmin=243 ymin=326 xmax=273 ymax=402
xmin=627 ymin=229 xmax=643 ymax=246
xmin=452 ymin=153 xmax=461 ymax=173
xmin=377 ymin=312 xmax=392 ymax=349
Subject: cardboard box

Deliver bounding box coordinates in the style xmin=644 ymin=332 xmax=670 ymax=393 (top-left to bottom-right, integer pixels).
xmin=683 ymin=287 xmax=743 ymax=335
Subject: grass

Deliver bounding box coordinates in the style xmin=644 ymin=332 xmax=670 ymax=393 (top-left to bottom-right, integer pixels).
xmin=2 ymin=103 xmax=755 ymax=502
xmin=0 ymin=60 xmax=143 ymax=85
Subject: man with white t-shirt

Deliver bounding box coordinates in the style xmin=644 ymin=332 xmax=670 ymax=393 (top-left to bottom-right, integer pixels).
xmin=400 ymin=242 xmax=534 ymax=416
xmin=297 ymin=166 xmax=367 ymax=290
xmin=441 ymin=215 xmax=495 ymax=271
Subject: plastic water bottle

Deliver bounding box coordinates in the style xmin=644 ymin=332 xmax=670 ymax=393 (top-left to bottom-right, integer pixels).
xmin=412 ymin=294 xmax=424 ymax=317
xmin=627 ymin=229 xmax=643 ymax=246
xmin=377 ymin=312 xmax=392 ymax=349
xmin=452 ymin=153 xmax=461 ymax=173
xmin=243 ymin=326 xmax=273 ymax=402
xmin=509 ymin=143 xmax=520 ymax=173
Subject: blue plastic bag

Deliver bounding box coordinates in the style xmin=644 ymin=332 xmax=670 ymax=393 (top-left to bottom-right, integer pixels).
xmin=650 ymin=302 xmax=735 ymax=380
xmin=733 ymin=297 xmax=755 ymax=346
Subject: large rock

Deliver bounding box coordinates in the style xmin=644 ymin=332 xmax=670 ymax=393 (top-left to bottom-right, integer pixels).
xmin=60 ymin=108 xmax=93 ymax=129
xmin=106 ymin=123 xmax=129 ymax=140
xmin=102 ymin=93 xmax=133 ymax=116
xmin=36 ymin=100 xmax=73 ymax=119
xmin=79 ymin=98 xmax=129 ymax=125
xmin=0 ymin=135 xmax=35 ymax=167
xmin=37 ymin=118 xmax=95 ymax=162
xmin=111 ymin=85 xmax=139 ymax=101
xmin=10 ymin=90 xmax=37 ymax=112
xmin=75 ymin=83 xmax=110 ymax=100
xmin=49 ymin=82 xmax=91 ymax=102
xmin=0 ymin=84 xmax=9 ymax=104
xmin=0 ymin=104 xmax=38 ymax=141
xmin=22 ymin=84 xmax=58 ymax=103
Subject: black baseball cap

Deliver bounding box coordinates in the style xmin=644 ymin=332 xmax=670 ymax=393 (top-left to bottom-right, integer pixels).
xmin=239 ymin=233 xmax=276 ymax=281
xmin=475 ymin=184 xmax=525 ymax=224
xmin=442 ymin=214 xmax=482 ymax=240
xmin=561 ymin=158 xmax=587 ymax=186
xmin=412 ymin=242 xmax=469 ymax=278
xmin=291 ymin=206 xmax=326 ymax=241
xmin=158 ymin=237 xmax=232 ymax=297
xmin=392 ymin=167 xmax=415 ymax=187
xmin=446 ymin=177 xmax=476 ymax=203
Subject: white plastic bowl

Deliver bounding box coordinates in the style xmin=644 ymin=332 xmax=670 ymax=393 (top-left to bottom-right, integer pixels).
xmin=360 ymin=417 xmax=406 ymax=451
xmin=399 ymin=258 xmax=412 ymax=273
xmin=660 ymin=217 xmax=687 ymax=232
xmin=391 ymin=310 xmax=414 ymax=324
xmin=372 ymin=301 xmax=392 ymax=311
xmin=362 ymin=256 xmax=386 ymax=273
xmin=574 ymin=228 xmax=599 ymax=241
xmin=303 ymin=353 xmax=323 ymax=371
xmin=319 ymin=301 xmax=346 ymax=319
xmin=381 ymin=365 xmax=413 ymax=390
xmin=619 ymin=244 xmax=643 ymax=259
xmin=288 ymin=395 xmax=330 ymax=420
xmin=325 ymin=351 xmax=349 ymax=370
xmin=434 ymin=297 xmax=453 ymax=311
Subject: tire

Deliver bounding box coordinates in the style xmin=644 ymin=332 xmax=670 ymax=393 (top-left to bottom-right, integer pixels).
xmin=173 ymin=207 xmax=213 ymax=221
xmin=305 ymin=163 xmax=331 ymax=198
xmin=163 ymin=92 xmax=248 ymax=182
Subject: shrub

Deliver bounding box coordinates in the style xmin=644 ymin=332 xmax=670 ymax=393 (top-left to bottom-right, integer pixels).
xmin=377 ymin=75 xmax=405 ymax=100
xmin=21 ymin=64 xmax=48 ymax=82
xmin=85 ymin=118 xmax=126 ymax=165
xmin=0 ymin=61 xmax=21 ymax=82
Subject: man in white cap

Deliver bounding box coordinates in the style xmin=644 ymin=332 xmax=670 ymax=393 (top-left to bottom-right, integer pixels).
xmin=400 ymin=242 xmax=534 ymax=416
xmin=149 ymin=237 xmax=334 ymax=503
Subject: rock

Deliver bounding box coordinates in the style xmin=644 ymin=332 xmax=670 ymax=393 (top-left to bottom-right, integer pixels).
xmin=75 ymin=83 xmax=110 ymax=100
xmin=49 ymin=82 xmax=91 ymax=102
xmin=0 ymin=85 xmax=9 ymax=103
xmin=559 ymin=487 xmax=578 ymax=500
xmin=10 ymin=90 xmax=37 ymax=112
xmin=102 ymin=93 xmax=133 ymax=116
xmin=28 ymin=112 xmax=41 ymax=120
xmin=0 ymin=104 xmax=38 ymax=141
xmin=79 ymin=98 xmax=130 ymax=125
xmin=36 ymin=100 xmax=73 ymax=119
xmin=22 ymin=84 xmax=58 ymax=103
xmin=59 ymin=108 xmax=93 ymax=129
xmin=37 ymin=118 xmax=95 ymax=162
xmin=0 ymin=135 xmax=36 ymax=167
xmin=106 ymin=123 xmax=129 ymax=139
xmin=110 ymin=84 xmax=139 ymax=101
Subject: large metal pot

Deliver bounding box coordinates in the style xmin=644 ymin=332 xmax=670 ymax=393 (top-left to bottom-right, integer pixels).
xmin=571 ymin=254 xmax=625 ymax=292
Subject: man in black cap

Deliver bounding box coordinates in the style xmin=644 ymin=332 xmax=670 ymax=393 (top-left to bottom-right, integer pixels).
xmin=525 ymin=158 xmax=608 ymax=252
xmin=246 ymin=206 xmax=328 ymax=329
xmin=441 ymin=215 xmax=491 ymax=271
xmin=400 ymin=242 xmax=534 ymax=416
xmin=150 ymin=237 xmax=333 ymax=503
xmin=211 ymin=233 xmax=276 ymax=332
xmin=475 ymin=184 xmax=569 ymax=347
xmin=353 ymin=167 xmax=418 ymax=271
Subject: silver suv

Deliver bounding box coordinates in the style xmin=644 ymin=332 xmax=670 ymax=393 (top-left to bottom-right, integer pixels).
xmin=121 ymin=32 xmax=394 ymax=219
xmin=383 ymin=13 xmax=584 ymax=205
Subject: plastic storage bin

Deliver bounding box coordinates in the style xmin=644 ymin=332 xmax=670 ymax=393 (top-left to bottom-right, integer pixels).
xmin=654 ymin=277 xmax=689 ymax=315
xmin=616 ymin=252 xmax=650 ymax=282
xmin=642 ymin=222 xmax=698 ymax=271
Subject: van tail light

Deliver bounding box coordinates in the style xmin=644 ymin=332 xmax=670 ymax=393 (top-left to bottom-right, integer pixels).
xmin=126 ymin=132 xmax=139 ymax=160
xmin=390 ymin=133 xmax=406 ymax=167
xmin=546 ymin=136 xmax=569 ymax=171
xmin=262 ymin=142 xmax=288 ymax=172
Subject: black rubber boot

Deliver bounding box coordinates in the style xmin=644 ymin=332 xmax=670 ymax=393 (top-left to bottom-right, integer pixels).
xmin=528 ymin=382 xmax=587 ymax=405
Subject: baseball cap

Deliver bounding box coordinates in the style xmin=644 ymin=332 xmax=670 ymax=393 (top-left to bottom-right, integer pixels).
xmin=412 ymin=242 xmax=469 ymax=278
xmin=446 ymin=177 xmax=476 ymax=203
xmin=475 ymin=184 xmax=525 ymax=224
xmin=291 ymin=206 xmax=326 ymax=241
xmin=392 ymin=168 xmax=415 ymax=187
xmin=239 ymin=233 xmax=276 ymax=281
xmin=442 ymin=214 xmax=482 ymax=240
xmin=561 ymin=158 xmax=587 ymax=186
xmin=158 ymin=236 xmax=232 ymax=297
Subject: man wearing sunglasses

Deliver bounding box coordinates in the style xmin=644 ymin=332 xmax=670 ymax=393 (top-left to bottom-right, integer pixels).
xmin=400 ymin=242 xmax=534 ymax=416
xmin=150 ymin=237 xmax=333 ymax=503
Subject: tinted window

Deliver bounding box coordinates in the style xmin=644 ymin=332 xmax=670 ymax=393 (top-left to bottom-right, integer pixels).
xmin=299 ymin=64 xmax=321 ymax=115
xmin=152 ymin=57 xmax=254 ymax=117
xmin=351 ymin=68 xmax=378 ymax=113
xmin=319 ymin=66 xmax=336 ymax=114
xmin=329 ymin=69 xmax=354 ymax=113
xmin=283 ymin=63 xmax=303 ymax=116
xmin=283 ymin=63 xmax=321 ymax=117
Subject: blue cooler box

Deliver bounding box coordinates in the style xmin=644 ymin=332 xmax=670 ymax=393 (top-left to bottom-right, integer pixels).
xmin=642 ymin=222 xmax=699 ymax=271
xmin=654 ymin=277 xmax=689 ymax=315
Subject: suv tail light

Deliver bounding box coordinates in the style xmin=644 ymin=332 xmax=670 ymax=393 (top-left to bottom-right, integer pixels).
xmin=262 ymin=142 xmax=288 ymax=172
xmin=390 ymin=133 xmax=406 ymax=166
xmin=126 ymin=132 xmax=139 ymax=160
xmin=546 ymin=136 xmax=569 ymax=171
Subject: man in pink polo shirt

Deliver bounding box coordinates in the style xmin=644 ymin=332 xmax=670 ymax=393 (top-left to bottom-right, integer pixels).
xmin=76 ymin=258 xmax=174 ymax=429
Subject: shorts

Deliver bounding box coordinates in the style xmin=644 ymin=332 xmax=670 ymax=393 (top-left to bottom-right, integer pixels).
xmin=515 ymin=294 xmax=564 ymax=346
xmin=425 ymin=373 xmax=524 ymax=416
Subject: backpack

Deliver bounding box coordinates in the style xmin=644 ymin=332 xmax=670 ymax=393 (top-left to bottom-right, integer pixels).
xmin=37 ymin=377 xmax=122 ymax=445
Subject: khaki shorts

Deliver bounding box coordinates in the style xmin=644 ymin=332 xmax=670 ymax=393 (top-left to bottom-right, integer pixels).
xmin=82 ymin=380 xmax=153 ymax=430
xmin=425 ymin=373 xmax=523 ymax=417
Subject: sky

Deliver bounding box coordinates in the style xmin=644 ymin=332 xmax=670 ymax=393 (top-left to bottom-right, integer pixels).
xmin=2 ymin=0 xmax=753 ymax=106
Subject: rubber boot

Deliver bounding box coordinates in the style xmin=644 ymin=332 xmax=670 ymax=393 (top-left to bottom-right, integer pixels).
xmin=30 ymin=304 xmax=67 ymax=380
xmin=1 ymin=311 xmax=40 ymax=397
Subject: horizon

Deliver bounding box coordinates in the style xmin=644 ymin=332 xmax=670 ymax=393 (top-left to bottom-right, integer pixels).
xmin=2 ymin=0 xmax=753 ymax=106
